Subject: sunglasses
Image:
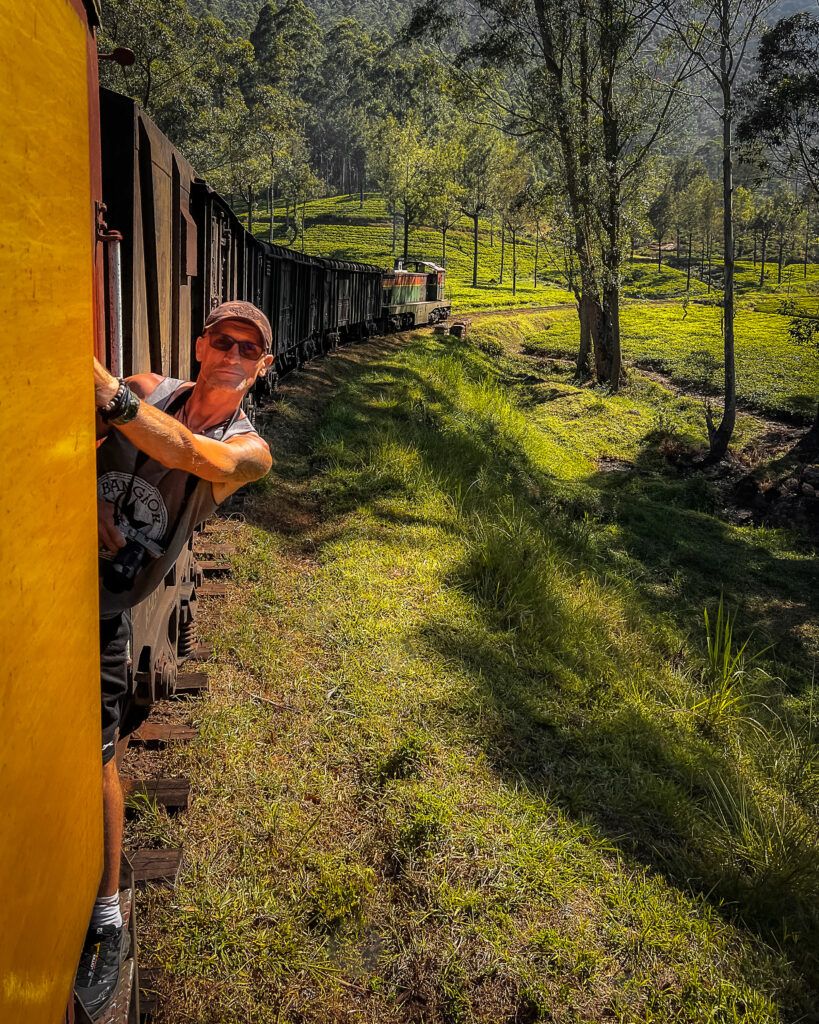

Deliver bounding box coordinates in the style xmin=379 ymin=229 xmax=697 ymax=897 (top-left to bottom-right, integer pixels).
xmin=207 ymin=332 xmax=265 ymax=360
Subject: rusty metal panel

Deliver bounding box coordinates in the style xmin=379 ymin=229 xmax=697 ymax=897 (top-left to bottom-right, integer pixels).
xmin=100 ymin=90 xmax=199 ymax=379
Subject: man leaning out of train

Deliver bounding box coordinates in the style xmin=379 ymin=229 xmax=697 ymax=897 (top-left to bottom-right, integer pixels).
xmin=76 ymin=301 xmax=274 ymax=1018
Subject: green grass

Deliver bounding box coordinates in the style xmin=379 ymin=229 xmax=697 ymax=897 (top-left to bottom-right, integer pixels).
xmin=136 ymin=323 xmax=819 ymax=1023
xmin=486 ymin=304 xmax=819 ymax=421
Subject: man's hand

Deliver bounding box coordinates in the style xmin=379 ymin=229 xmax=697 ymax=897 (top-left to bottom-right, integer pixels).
xmin=98 ymin=500 xmax=126 ymax=555
xmin=94 ymin=357 xmax=120 ymax=408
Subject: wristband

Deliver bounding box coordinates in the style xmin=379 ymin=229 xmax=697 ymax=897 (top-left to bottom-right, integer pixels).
xmin=110 ymin=388 xmax=141 ymax=425
xmin=99 ymin=378 xmax=127 ymax=420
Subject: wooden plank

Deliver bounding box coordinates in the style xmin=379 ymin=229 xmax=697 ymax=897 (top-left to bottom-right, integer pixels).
xmin=197 ymin=582 xmax=228 ymax=598
xmin=137 ymin=968 xmax=162 ymax=1018
xmin=129 ymin=849 xmax=182 ymax=885
xmin=199 ymin=560 xmax=231 ymax=575
xmin=129 ymin=723 xmax=196 ymax=747
xmin=174 ymin=671 xmax=209 ymax=694
xmin=186 ymin=644 xmax=213 ymax=662
xmin=194 ymin=542 xmax=235 ymax=557
xmin=123 ymin=777 xmax=190 ymax=812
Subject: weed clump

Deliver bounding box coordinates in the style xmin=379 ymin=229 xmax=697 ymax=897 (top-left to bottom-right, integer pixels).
xmin=304 ymin=855 xmax=374 ymax=931
xmin=376 ymin=732 xmax=428 ymax=785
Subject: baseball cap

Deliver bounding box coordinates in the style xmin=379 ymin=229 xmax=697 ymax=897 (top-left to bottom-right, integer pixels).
xmin=204 ymin=301 xmax=273 ymax=352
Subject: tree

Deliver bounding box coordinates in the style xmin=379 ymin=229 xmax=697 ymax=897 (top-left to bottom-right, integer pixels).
xmin=664 ymin=0 xmax=776 ymax=461
xmin=427 ymin=140 xmax=464 ymax=265
xmin=249 ymin=0 xmax=323 ymax=95
xmin=305 ymin=20 xmax=383 ymax=196
xmin=751 ymin=196 xmax=777 ymax=288
xmin=648 ymin=188 xmax=675 ymax=270
xmin=738 ymin=13 xmax=819 ymax=198
xmin=455 ymin=124 xmax=500 ymax=288
xmin=369 ymin=112 xmax=439 ymax=260
xmin=99 ymin=0 xmax=256 ymax=157
xmin=733 ymin=185 xmax=755 ymax=258
xmin=410 ymin=0 xmax=694 ymax=389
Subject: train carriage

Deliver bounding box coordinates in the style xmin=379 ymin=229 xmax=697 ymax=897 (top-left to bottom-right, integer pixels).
xmin=1 ymin=2 xmax=106 ymax=1021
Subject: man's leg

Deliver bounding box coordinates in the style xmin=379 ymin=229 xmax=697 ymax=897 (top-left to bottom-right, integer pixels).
xmin=75 ymin=612 xmax=131 ymax=1018
xmin=99 ymin=758 xmax=124 ymax=897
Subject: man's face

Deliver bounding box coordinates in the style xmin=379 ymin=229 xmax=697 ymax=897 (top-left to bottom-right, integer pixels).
xmin=196 ymin=319 xmax=274 ymax=395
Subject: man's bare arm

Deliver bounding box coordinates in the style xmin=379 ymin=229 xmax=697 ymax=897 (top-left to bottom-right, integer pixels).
xmin=118 ymin=404 xmax=272 ymax=483
xmin=94 ymin=360 xmax=272 ymax=486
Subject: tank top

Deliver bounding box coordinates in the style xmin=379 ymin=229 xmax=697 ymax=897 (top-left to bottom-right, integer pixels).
xmin=97 ymin=377 xmax=258 ymax=614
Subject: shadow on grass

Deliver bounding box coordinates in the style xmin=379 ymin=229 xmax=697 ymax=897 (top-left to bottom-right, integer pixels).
xmin=248 ymin=334 xmax=819 ymax=1014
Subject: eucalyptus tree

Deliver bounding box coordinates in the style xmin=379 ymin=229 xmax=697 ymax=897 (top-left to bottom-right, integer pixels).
xmin=455 ymin=124 xmax=502 ymax=288
xmin=369 ymin=112 xmax=440 ymax=261
xmin=738 ymin=13 xmax=819 ymax=199
xmin=305 ymin=20 xmax=385 ymax=196
xmin=661 ymin=0 xmax=777 ymax=461
xmin=751 ymin=196 xmax=777 ymax=288
xmin=409 ymin=0 xmax=694 ymax=388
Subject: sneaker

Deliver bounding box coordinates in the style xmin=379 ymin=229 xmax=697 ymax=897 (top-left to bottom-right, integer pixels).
xmin=74 ymin=923 xmax=130 ymax=1019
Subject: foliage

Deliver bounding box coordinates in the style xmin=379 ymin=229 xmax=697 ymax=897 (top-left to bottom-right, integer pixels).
xmin=738 ymin=12 xmax=819 ymax=197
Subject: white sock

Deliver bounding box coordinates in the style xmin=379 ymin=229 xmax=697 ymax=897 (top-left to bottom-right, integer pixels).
xmin=90 ymin=893 xmax=123 ymax=930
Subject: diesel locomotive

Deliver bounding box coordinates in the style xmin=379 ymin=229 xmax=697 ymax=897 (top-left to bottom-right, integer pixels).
xmin=1 ymin=3 xmax=450 ymax=1021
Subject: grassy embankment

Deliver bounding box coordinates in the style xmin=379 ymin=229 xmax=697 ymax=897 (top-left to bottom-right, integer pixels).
xmin=134 ymin=318 xmax=819 ymax=1023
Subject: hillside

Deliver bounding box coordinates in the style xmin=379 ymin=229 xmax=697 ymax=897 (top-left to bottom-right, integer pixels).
xmin=250 ymin=192 xmax=819 ymax=422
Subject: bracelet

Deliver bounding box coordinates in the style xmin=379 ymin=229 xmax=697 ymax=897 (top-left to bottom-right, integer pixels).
xmin=99 ymin=378 xmax=127 ymax=421
xmin=110 ymin=388 xmax=141 ymax=425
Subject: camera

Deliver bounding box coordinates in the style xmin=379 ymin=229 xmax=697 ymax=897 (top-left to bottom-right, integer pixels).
xmin=102 ymin=539 xmax=149 ymax=593
xmin=101 ymin=522 xmax=164 ymax=593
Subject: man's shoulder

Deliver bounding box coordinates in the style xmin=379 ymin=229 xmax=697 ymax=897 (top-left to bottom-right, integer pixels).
xmin=127 ymin=372 xmax=167 ymax=399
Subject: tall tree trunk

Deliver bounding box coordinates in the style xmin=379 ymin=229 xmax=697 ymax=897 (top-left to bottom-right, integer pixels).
xmin=759 ymin=233 xmax=767 ymax=287
xmin=442 ymin=226 xmax=447 ymax=265
xmin=676 ymin=229 xmax=681 ymax=259
xmin=534 ymin=221 xmax=539 ymax=286
xmin=268 ymin=183 xmax=274 ymax=243
xmin=777 ymin=242 xmax=784 ymax=283
xmin=707 ymin=233 xmax=712 ymax=293
xmin=403 ymin=207 xmax=409 ymax=262
xmin=598 ymin=0 xmax=622 ymax=390
xmin=247 ymin=190 xmax=254 ymax=235
xmin=753 ymin=232 xmax=757 ymax=266
xmin=658 ymin=233 xmax=663 ymax=270
xmin=500 ymin=222 xmax=505 ymax=285
xmin=706 ymin=31 xmax=737 ymax=463
xmin=686 ymin=233 xmax=692 ymax=290
xmin=392 ymin=211 xmax=397 ymax=256
xmin=805 ymin=213 xmax=811 ymax=278
xmin=472 ymin=213 xmax=479 ymax=287
xmin=512 ymin=229 xmax=517 ymax=295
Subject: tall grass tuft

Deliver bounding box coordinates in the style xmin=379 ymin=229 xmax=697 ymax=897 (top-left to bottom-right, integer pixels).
xmin=690 ymin=596 xmax=766 ymax=731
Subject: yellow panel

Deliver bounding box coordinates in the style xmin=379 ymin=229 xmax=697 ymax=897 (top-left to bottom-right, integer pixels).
xmin=0 ymin=2 xmax=103 ymax=1022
